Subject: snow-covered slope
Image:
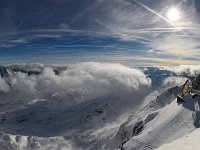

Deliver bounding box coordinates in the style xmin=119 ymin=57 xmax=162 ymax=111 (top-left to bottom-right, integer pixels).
xmin=0 ymin=132 xmax=75 ymax=150
xmin=122 ymin=95 xmax=198 ymax=150
xmin=0 ymin=63 xmax=199 ymax=150
xmin=157 ymin=128 xmax=200 ymax=150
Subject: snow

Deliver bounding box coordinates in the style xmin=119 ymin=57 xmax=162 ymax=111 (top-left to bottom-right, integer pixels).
xmin=0 ymin=131 xmax=76 ymax=150
xmin=123 ymin=94 xmax=200 ymax=150
xmin=0 ymin=63 xmax=200 ymax=150
xmin=157 ymin=128 xmax=200 ymax=150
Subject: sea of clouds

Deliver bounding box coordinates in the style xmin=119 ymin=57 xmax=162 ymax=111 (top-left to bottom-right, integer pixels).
xmin=0 ymin=62 xmax=152 ymax=105
xmin=2 ymin=63 xmax=200 ymax=110
xmin=170 ymin=65 xmax=200 ymax=77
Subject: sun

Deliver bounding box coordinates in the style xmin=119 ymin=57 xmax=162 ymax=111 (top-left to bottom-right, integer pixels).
xmin=167 ymin=8 xmax=180 ymax=21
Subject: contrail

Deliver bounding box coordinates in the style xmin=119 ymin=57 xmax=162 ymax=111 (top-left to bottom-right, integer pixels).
xmin=93 ymin=18 xmax=151 ymax=43
xmin=34 ymin=44 xmax=135 ymax=51
xmin=69 ymin=37 xmax=93 ymax=44
xmin=134 ymin=0 xmax=177 ymax=28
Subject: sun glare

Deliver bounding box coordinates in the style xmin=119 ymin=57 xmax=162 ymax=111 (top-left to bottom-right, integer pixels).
xmin=167 ymin=8 xmax=180 ymax=21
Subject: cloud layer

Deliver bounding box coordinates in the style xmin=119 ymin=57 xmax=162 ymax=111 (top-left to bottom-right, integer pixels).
xmin=1 ymin=63 xmax=151 ymax=105
xmin=0 ymin=77 xmax=10 ymax=93
xmin=171 ymin=65 xmax=200 ymax=76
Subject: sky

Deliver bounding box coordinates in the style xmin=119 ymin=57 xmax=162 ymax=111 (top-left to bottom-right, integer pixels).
xmin=1 ymin=0 xmax=200 ymax=66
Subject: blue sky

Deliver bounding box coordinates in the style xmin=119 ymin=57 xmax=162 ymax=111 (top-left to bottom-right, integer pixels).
xmin=1 ymin=0 xmax=200 ymax=66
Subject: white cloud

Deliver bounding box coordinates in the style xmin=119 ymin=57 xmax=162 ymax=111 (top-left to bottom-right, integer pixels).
xmin=150 ymin=35 xmax=200 ymax=58
xmin=162 ymin=76 xmax=187 ymax=88
xmin=171 ymin=65 xmax=200 ymax=76
xmin=0 ymin=77 xmax=10 ymax=93
xmin=10 ymin=72 xmax=37 ymax=94
xmin=4 ymin=62 xmax=151 ymax=104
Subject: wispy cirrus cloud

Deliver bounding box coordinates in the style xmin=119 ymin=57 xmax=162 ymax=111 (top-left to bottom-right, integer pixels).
xmin=0 ymin=0 xmax=200 ymax=65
